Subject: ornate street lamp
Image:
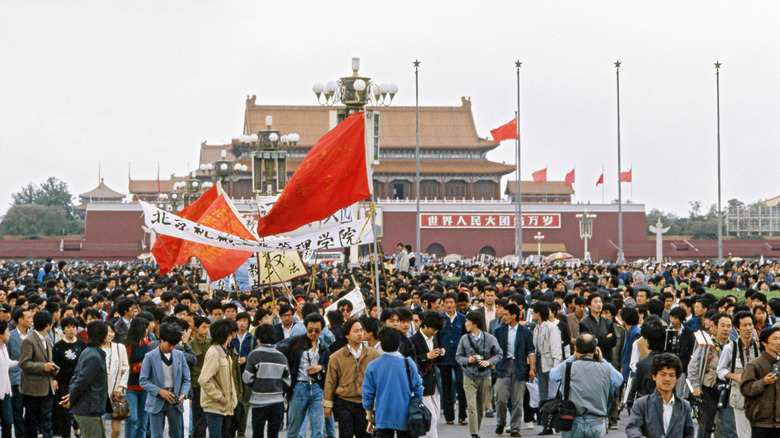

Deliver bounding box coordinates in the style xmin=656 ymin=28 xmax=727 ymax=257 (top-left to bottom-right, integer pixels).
xmin=576 ymin=210 xmax=597 ymax=262
xmin=312 ymin=57 xmax=397 ymax=114
xmin=534 ymin=232 xmax=545 ymax=264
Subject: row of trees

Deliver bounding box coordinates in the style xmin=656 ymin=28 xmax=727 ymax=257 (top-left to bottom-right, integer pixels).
xmin=0 ymin=177 xmax=83 ymax=237
xmin=645 ymin=199 xmax=752 ymax=240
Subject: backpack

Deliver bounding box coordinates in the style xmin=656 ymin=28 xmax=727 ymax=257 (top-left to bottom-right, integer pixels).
xmin=539 ymin=361 xmax=577 ymax=431
xmin=404 ymin=358 xmax=432 ymax=437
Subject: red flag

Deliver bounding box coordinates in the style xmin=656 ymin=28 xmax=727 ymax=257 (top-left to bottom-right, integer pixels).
xmin=564 ymin=169 xmax=575 ymax=187
xmin=151 ymin=185 xmax=221 ymax=275
xmin=532 ymin=168 xmax=547 ymax=184
xmin=620 ymin=169 xmax=633 ymax=182
xmin=490 ymin=118 xmax=518 ymax=142
xmin=256 ymin=112 xmax=370 ymax=238
xmin=596 ymin=173 xmax=604 ymax=186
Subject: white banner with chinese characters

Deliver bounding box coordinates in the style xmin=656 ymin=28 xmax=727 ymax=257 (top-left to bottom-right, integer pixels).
xmin=255 ymin=195 xmax=358 ymax=237
xmin=140 ymin=201 xmax=374 ymax=252
xmin=324 ymin=287 xmax=366 ymax=326
xmin=420 ymin=213 xmax=561 ymax=229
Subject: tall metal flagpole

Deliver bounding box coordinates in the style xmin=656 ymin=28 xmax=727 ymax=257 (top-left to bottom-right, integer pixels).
xmin=515 ymin=60 xmax=523 ymax=266
xmin=615 ymin=60 xmax=625 ymax=265
xmin=715 ymin=61 xmax=723 ymax=265
xmin=414 ymin=60 xmax=421 ymax=273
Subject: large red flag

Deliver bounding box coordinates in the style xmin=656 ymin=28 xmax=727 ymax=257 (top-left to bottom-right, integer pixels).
xmin=620 ymin=169 xmax=633 ymax=182
xmin=532 ymin=168 xmax=547 ymax=184
xmin=256 ymin=112 xmax=370 ymax=238
xmin=564 ymin=169 xmax=575 ymax=187
xmin=490 ymin=118 xmax=518 ymax=142
xmin=596 ymin=173 xmax=604 ymax=186
xmin=151 ymin=185 xmax=220 ymax=275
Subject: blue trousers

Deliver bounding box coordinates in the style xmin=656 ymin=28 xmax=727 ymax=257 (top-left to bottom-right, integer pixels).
xmin=149 ymin=403 xmax=183 ymax=438
xmin=561 ymin=415 xmax=607 ymax=438
xmin=287 ymin=382 xmax=324 ymax=438
xmin=125 ymin=389 xmax=148 ymax=438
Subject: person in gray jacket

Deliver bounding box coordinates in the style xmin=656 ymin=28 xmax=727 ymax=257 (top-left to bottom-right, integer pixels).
xmin=626 ymin=353 xmax=695 ymax=438
xmin=456 ymin=311 xmax=503 ymax=438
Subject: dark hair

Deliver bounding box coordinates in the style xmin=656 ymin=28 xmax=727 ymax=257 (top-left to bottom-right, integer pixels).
xmin=158 ymin=322 xmax=183 ymax=345
xmin=338 ymin=300 xmax=354 ymax=311
xmin=255 ymin=323 xmax=275 ymax=344
xmin=11 ymin=308 xmax=26 ymax=324
xmin=396 ymin=307 xmax=412 ymax=322
xmin=465 ymin=311 xmax=485 ymax=331
xmin=711 ymin=312 xmax=732 ymax=326
xmin=360 ymin=317 xmax=380 ymax=337
xmin=532 ymin=302 xmax=550 ymax=321
xmin=379 ymin=308 xmax=397 ymax=323
xmin=235 ymin=311 xmax=251 ymax=323
xmin=87 ymin=320 xmax=108 ymax=347
xmin=377 ymin=326 xmax=401 ymax=352
xmin=60 ymin=316 xmax=80 ymax=329
xmin=575 ymin=333 xmax=598 ymax=354
xmin=124 ymin=317 xmax=150 ymax=347
xmin=0 ymin=320 xmax=8 ymax=336
xmin=620 ymin=307 xmax=639 ymax=326
xmin=210 ymin=318 xmax=238 ymax=346
xmin=32 ymin=310 xmax=52 ymax=332
xmin=419 ymin=311 xmax=444 ymax=331
xmin=503 ymin=303 xmax=521 ymax=321
xmin=193 ymin=316 xmax=210 ymax=328
xmin=732 ymin=310 xmax=756 ymax=328
xmin=586 ymin=293 xmax=603 ymax=307
xmin=116 ymin=298 xmax=136 ymax=317
xmin=669 ymin=307 xmax=686 ymax=321
xmin=342 ymin=318 xmax=362 ymax=337
xmin=304 ymin=312 xmax=325 ymax=329
xmin=647 ymin=299 xmax=664 ymax=317
xmin=641 ymin=318 xmax=666 ymax=351
xmin=279 ymin=304 xmax=294 ymax=316
xmin=651 ymin=352 xmax=683 ymax=378
xmin=759 ymin=327 xmax=780 ymax=350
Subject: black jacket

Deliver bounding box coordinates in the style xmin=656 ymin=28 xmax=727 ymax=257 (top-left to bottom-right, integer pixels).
xmin=410 ymin=331 xmax=441 ymax=396
xmin=579 ymin=314 xmax=616 ymax=362
xmin=400 ymin=333 xmax=415 ymax=359
xmin=628 ymin=350 xmax=660 ymax=406
xmin=276 ymin=334 xmax=331 ymax=391
xmin=69 ymin=346 xmax=110 ymax=417
xmin=678 ymin=325 xmax=696 ymax=372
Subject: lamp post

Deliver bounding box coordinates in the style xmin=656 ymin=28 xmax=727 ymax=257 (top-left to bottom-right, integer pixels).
xmin=576 ymin=210 xmax=597 ymax=262
xmin=534 ymin=232 xmax=544 ymax=263
xmin=312 ymin=57 xmax=397 ymax=306
xmin=199 ymin=149 xmax=248 ymax=198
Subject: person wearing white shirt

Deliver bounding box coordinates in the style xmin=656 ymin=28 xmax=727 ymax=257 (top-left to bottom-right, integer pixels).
xmin=0 ymin=320 xmax=18 ymax=437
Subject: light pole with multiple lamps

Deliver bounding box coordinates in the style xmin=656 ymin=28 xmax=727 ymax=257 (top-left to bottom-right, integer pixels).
xmin=576 ymin=210 xmax=597 ymax=262
xmin=534 ymin=232 xmax=544 ymax=263
xmin=312 ymin=57 xmax=398 ymax=306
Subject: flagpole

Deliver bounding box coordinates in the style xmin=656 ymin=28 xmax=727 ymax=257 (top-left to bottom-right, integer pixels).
xmin=715 ymin=61 xmax=723 ymax=266
xmin=602 ymin=163 xmax=605 ymax=204
xmin=615 ymin=60 xmax=625 ymax=265
xmin=414 ymin=60 xmax=421 ymax=274
xmin=515 ymin=60 xmax=523 ymax=266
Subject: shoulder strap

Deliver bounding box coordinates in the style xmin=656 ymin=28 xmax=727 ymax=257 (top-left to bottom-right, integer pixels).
xmin=731 ymin=340 xmax=738 ymax=373
xmin=404 ymin=357 xmax=413 ymax=396
xmin=563 ymin=361 xmax=572 ymax=399
xmin=467 ymin=334 xmax=483 ymax=357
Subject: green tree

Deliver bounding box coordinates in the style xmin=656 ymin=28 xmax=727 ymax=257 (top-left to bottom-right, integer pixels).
xmin=3 ymin=177 xmax=83 ymax=236
xmin=0 ymin=204 xmax=83 ymax=236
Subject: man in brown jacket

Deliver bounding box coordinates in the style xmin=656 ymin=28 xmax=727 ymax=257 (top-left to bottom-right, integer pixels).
xmin=19 ymin=310 xmax=58 ymax=438
xmin=323 ymin=319 xmax=380 ymax=438
xmin=740 ymin=326 xmax=780 ymax=437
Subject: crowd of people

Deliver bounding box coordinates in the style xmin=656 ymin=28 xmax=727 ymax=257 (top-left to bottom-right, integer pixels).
xmin=0 ymin=250 xmax=778 ymax=438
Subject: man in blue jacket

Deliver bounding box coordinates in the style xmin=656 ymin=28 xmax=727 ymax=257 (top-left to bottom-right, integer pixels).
xmin=436 ymin=292 xmax=468 ymax=425
xmin=139 ymin=322 xmax=192 ymax=438
xmin=363 ymin=327 xmax=424 ymax=438
xmin=493 ymin=304 xmax=535 ymax=436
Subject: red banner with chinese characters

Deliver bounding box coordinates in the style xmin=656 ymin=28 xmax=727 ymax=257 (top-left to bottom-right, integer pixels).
xmin=420 ymin=213 xmax=561 ymax=229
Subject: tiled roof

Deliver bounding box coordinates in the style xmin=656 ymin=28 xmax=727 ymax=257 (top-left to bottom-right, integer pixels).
xmin=129 ymin=176 xmax=187 ymax=194
xmin=242 ymin=95 xmax=499 ymax=150
xmin=79 ymin=181 xmax=125 ymax=200
xmin=505 ymin=181 xmax=575 ymax=196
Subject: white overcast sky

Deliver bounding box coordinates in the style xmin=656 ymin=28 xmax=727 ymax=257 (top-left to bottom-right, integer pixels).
xmin=2 ymin=0 xmax=778 ymax=217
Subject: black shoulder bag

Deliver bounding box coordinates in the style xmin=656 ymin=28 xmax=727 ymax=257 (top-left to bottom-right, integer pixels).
xmin=405 ymin=358 xmax=432 ymax=437
xmin=539 ymin=361 xmax=576 ymax=431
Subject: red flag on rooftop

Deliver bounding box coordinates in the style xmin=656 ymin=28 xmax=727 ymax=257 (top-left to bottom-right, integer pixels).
xmin=532 ymin=168 xmax=547 ymax=184
xmin=490 ymin=118 xmax=518 ymax=142
xmin=256 ymin=112 xmax=371 ymax=238
xmin=564 ymin=168 xmax=575 ymax=187
xmin=596 ymin=173 xmax=604 ymax=186
xmin=620 ymin=169 xmax=633 ymax=182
